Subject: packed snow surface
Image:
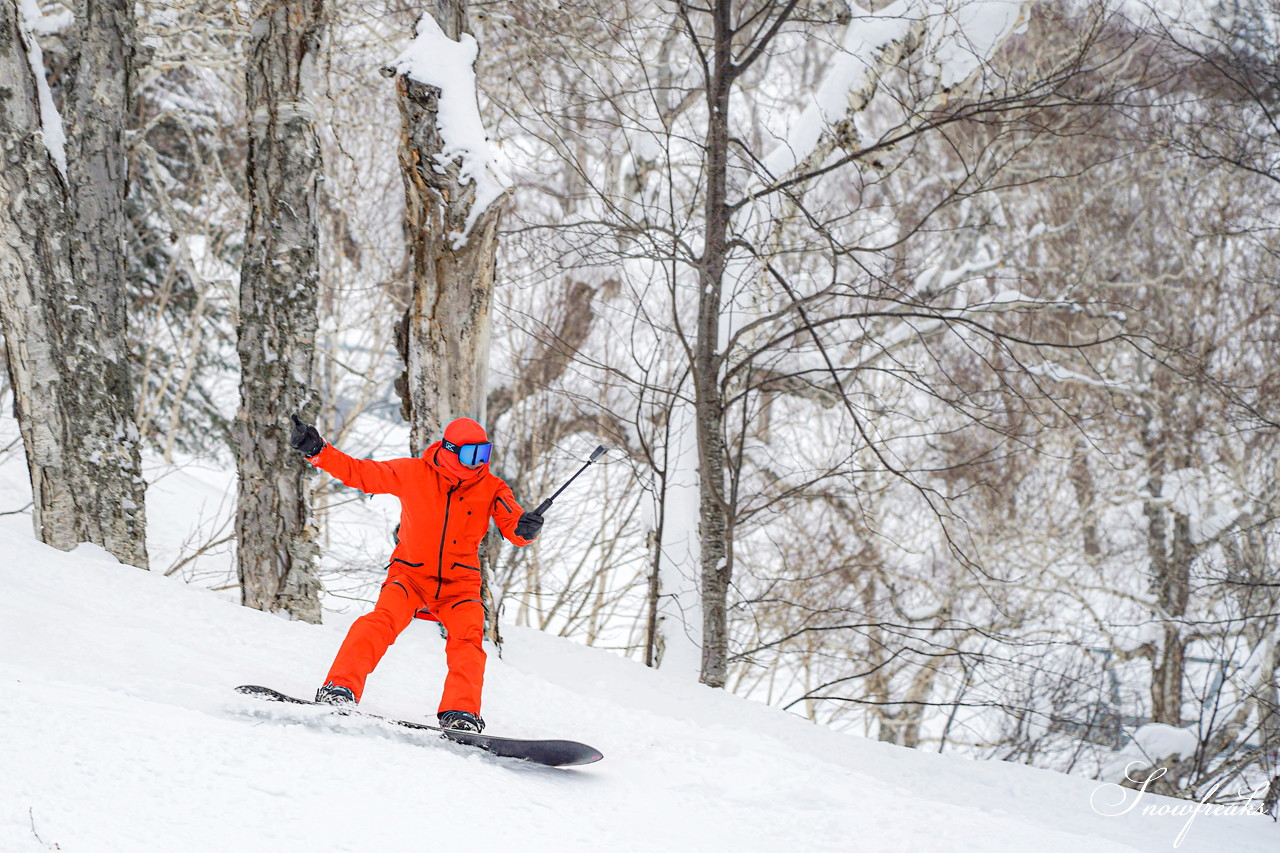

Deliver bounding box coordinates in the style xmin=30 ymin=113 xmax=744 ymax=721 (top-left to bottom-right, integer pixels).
xmin=2 ymin=522 xmax=1275 ymax=852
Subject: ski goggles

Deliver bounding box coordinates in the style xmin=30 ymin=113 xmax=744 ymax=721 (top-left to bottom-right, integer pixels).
xmin=442 ymin=438 xmax=492 ymax=467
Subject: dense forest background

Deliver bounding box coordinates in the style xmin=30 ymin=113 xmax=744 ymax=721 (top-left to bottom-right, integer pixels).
xmin=1 ymin=0 xmax=1277 ymax=804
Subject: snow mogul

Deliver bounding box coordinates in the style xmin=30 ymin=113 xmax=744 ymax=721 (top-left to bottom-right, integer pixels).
xmin=287 ymin=413 xmax=543 ymax=733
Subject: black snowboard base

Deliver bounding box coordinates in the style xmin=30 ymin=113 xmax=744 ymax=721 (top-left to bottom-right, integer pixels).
xmin=235 ymin=685 xmax=603 ymax=768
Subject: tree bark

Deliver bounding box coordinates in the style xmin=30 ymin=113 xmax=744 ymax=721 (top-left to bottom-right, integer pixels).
xmin=1140 ymin=403 xmax=1193 ymax=726
xmin=693 ymin=0 xmax=735 ymax=688
xmin=389 ymin=4 xmax=506 ymax=641
xmin=0 ymin=0 xmax=148 ymax=568
xmin=234 ymin=0 xmax=325 ymax=623
xmin=391 ymin=5 xmax=504 ymax=455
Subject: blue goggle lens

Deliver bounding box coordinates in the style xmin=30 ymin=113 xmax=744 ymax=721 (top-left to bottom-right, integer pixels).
xmin=456 ymin=442 xmax=492 ymax=467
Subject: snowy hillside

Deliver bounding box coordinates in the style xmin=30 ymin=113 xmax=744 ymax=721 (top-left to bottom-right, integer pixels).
xmin=1 ymin=518 xmax=1275 ymax=853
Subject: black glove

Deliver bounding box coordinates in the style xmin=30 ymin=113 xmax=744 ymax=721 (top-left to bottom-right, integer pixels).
xmin=289 ymin=413 xmax=325 ymax=458
xmin=514 ymin=511 xmax=544 ymax=541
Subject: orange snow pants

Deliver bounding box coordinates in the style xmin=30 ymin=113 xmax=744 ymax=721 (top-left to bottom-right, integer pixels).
xmin=324 ymin=571 xmax=486 ymax=715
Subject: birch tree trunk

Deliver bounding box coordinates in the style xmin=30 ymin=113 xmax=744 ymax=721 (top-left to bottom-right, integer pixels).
xmin=0 ymin=0 xmax=148 ymax=568
xmin=1140 ymin=402 xmax=1193 ymax=725
xmin=648 ymin=394 xmax=704 ymax=677
xmin=390 ymin=1 xmax=505 ymax=455
xmin=234 ymin=0 xmax=325 ymax=623
xmin=692 ymin=0 xmax=736 ymax=689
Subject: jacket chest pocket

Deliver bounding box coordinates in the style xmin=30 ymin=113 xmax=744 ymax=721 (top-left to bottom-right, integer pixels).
xmin=449 ymin=490 xmax=492 ymax=538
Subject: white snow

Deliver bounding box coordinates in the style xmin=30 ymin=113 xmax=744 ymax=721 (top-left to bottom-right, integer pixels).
xmin=0 ymin=403 xmax=1272 ymax=852
xmin=1160 ymin=467 xmax=1243 ymax=544
xmin=652 ymin=397 xmax=704 ymax=678
xmin=762 ymin=0 xmax=1026 ymax=179
xmin=389 ymin=14 xmax=512 ymax=249
xmin=1 ymin=520 xmax=1276 ymax=851
xmin=761 ymin=3 xmax=910 ymax=177
xmin=926 ymin=0 xmax=1026 ymax=89
xmin=1101 ymin=723 xmax=1203 ymax=783
xmin=27 ymin=6 xmax=72 ymax=36
xmin=18 ymin=0 xmax=68 ymax=180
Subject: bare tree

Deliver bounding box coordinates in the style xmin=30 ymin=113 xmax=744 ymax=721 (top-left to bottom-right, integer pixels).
xmin=648 ymin=0 xmax=1141 ymax=688
xmin=128 ymin=0 xmax=248 ymax=460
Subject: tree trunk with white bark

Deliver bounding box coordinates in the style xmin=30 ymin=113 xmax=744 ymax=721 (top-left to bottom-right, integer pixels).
xmin=0 ymin=0 xmax=149 ymax=568
xmin=691 ymin=0 xmax=736 ymax=689
xmin=234 ymin=0 xmax=325 ymax=623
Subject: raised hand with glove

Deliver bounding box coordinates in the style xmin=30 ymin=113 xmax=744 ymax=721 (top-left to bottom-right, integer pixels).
xmin=289 ymin=413 xmax=325 ymax=458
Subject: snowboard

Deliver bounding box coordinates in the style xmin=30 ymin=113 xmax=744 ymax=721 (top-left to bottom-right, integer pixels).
xmin=234 ymin=685 xmax=603 ymax=768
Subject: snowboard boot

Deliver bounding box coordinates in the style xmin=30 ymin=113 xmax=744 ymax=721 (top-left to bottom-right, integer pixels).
xmin=438 ymin=710 xmax=485 ymax=733
xmin=315 ymin=682 xmax=357 ymax=707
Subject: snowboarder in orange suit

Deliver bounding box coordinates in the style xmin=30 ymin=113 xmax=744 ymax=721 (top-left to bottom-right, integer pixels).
xmin=288 ymin=414 xmax=543 ymax=733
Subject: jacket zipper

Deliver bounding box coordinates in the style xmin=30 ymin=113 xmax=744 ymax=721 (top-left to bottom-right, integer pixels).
xmin=437 ymin=483 xmax=459 ymax=597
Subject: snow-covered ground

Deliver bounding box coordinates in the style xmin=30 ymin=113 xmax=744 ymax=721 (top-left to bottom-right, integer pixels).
xmin=1 ymin=516 xmax=1275 ymax=852
xmin=0 ymin=413 xmax=1271 ymax=852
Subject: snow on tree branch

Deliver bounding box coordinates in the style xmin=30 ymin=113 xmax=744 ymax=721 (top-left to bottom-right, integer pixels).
xmin=764 ymin=0 xmax=1027 ymax=179
xmin=389 ymin=14 xmax=512 ymax=249
xmin=17 ymin=0 xmax=68 ymax=180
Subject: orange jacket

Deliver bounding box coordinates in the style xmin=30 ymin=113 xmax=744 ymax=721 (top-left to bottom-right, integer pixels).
xmin=310 ymin=441 xmax=534 ymax=594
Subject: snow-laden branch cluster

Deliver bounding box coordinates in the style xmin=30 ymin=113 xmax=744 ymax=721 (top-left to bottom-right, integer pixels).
xmin=763 ymin=0 xmax=1027 ymax=179
xmin=390 ymin=14 xmax=513 ymax=248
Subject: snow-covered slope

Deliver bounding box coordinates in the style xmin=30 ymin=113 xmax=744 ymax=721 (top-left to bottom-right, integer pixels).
xmin=1 ymin=521 xmax=1274 ymax=853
